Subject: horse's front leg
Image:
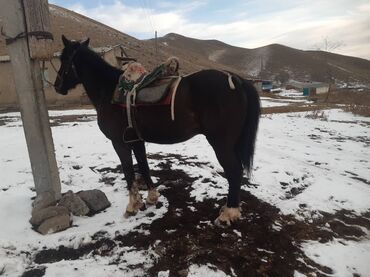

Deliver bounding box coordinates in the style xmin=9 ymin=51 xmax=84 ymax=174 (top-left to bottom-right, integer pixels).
xmin=112 ymin=140 xmax=144 ymax=217
xmin=132 ymin=141 xmax=160 ymax=205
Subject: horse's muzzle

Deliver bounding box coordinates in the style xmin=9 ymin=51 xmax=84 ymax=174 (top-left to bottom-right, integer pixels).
xmin=54 ymin=84 xmax=68 ymax=95
xmin=54 ymin=78 xmax=68 ymax=95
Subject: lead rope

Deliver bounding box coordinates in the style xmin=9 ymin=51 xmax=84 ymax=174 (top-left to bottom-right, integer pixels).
xmin=40 ymin=59 xmax=62 ymax=87
xmin=41 ymin=61 xmax=54 ymax=87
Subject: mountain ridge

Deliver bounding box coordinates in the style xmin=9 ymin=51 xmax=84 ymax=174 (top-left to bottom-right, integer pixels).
xmin=0 ymin=5 xmax=369 ymax=85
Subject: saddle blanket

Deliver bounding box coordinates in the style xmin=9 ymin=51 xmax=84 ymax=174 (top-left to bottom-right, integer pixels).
xmin=112 ymin=57 xmax=179 ymax=107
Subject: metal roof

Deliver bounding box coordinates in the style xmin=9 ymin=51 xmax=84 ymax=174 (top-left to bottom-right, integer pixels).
xmin=288 ymin=80 xmax=329 ymax=88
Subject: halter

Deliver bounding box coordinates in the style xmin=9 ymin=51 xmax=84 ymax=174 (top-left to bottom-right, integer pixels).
xmin=54 ymin=48 xmax=80 ymax=92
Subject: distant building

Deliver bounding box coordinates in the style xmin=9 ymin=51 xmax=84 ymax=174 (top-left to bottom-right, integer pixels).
xmin=249 ymin=79 xmax=273 ymax=93
xmin=250 ymin=79 xmax=262 ymax=93
xmin=0 ymin=45 xmax=133 ymax=109
xmin=286 ymin=81 xmax=329 ymax=96
xmin=262 ymin=80 xmax=273 ymax=92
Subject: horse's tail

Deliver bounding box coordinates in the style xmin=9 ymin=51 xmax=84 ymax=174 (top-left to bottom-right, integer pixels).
xmin=236 ymin=78 xmax=261 ymax=177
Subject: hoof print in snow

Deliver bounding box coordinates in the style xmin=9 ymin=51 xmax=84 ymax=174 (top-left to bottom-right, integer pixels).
xmin=21 ymin=266 xmax=46 ymax=277
xmin=37 ymin=214 xmax=71 ymax=235
xmin=31 ymin=192 xmax=57 ymax=212
xmin=58 ymin=190 xmax=90 ymax=216
xmin=77 ymin=189 xmax=111 ymax=214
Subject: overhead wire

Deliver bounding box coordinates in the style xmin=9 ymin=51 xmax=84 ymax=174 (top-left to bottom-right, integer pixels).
xmin=141 ymin=0 xmax=155 ymax=34
xmin=139 ymin=0 xmax=159 ymax=62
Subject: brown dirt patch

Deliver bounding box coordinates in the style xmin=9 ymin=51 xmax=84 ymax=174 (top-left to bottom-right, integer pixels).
xmin=26 ymin=153 xmax=370 ymax=276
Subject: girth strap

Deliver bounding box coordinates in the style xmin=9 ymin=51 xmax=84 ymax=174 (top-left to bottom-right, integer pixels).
xmin=124 ymin=84 xmax=142 ymax=143
xmin=123 ymin=76 xmax=182 ymax=143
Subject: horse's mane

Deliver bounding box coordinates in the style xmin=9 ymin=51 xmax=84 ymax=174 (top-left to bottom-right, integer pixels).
xmin=79 ymin=46 xmax=122 ymax=82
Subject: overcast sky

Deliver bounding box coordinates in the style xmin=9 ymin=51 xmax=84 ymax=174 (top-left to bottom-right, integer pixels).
xmin=50 ymin=0 xmax=370 ymax=60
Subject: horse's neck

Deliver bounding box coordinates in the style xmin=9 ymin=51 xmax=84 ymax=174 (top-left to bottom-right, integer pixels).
xmin=76 ymin=51 xmax=121 ymax=109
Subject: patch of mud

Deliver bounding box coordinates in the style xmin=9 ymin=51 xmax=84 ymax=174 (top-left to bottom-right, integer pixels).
xmin=344 ymin=171 xmax=370 ymax=185
xmin=30 ymin=154 xmax=369 ymax=276
xmin=21 ymin=267 xmax=46 ymax=277
xmin=49 ymin=115 xmax=96 ymax=127
xmin=34 ymin=237 xmax=115 ymax=264
xmin=279 ymin=173 xmax=312 ymax=199
xmin=0 ymin=116 xmax=21 ymax=127
xmin=331 ymin=135 xmax=370 ymax=146
xmin=312 ymin=127 xmax=370 ymax=146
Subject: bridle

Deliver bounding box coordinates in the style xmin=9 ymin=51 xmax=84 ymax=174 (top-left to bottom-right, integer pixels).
xmin=53 ymin=47 xmax=80 ymax=92
xmin=42 ymin=48 xmax=79 ymax=89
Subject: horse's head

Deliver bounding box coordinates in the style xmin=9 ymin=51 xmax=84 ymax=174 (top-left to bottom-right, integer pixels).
xmin=54 ymin=35 xmax=90 ymax=95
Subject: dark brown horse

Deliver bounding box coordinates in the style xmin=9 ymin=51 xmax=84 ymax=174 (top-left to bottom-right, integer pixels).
xmin=54 ymin=36 xmax=261 ymax=225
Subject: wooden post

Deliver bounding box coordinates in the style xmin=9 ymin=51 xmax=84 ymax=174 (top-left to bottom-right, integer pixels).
xmin=0 ymin=0 xmax=61 ymax=199
xmin=23 ymin=0 xmax=54 ymax=60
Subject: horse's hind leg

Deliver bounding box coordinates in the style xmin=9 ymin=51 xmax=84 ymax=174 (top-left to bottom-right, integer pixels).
xmin=132 ymin=141 xmax=159 ymax=205
xmin=207 ymin=137 xmax=243 ymax=225
xmin=112 ymin=140 xmax=144 ymax=217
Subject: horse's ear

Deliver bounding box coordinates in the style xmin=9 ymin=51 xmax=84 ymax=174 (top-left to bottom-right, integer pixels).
xmin=81 ymin=38 xmax=90 ymax=47
xmin=62 ymin=35 xmax=70 ymax=47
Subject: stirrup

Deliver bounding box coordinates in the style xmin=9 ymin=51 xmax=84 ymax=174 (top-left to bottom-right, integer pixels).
xmin=123 ymin=127 xmax=141 ymax=143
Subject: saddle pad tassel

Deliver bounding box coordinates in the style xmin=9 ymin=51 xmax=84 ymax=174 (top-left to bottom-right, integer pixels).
xmin=226 ymin=72 xmax=235 ymax=90
xmin=171 ymin=77 xmax=182 ymax=121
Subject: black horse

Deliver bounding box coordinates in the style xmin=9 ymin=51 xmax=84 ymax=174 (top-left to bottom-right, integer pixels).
xmin=54 ymin=36 xmax=261 ymax=225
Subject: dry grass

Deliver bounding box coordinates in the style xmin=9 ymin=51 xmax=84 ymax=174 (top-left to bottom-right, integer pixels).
xmin=317 ymin=89 xmax=370 ymax=106
xmin=261 ymin=102 xmax=333 ymax=115
xmin=312 ymin=89 xmax=370 ymax=117
xmin=343 ymin=104 xmax=370 ymax=117
xmin=304 ymin=109 xmax=328 ymax=120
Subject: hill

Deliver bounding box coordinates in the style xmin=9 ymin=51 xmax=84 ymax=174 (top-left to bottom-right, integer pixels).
xmin=157 ymin=33 xmax=370 ymax=85
xmin=0 ymin=5 xmax=238 ymax=75
xmin=1 ymin=5 xmax=369 ymax=85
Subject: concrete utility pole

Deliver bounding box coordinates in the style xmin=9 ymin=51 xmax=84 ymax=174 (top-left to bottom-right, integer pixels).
xmin=0 ymin=0 xmax=61 ymax=200
xmin=155 ymin=30 xmax=158 ymax=56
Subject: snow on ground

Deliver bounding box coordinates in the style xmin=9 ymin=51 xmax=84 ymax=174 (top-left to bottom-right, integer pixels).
xmin=251 ymin=109 xmax=370 ymax=217
xmin=260 ymin=98 xmax=289 ymax=107
xmin=274 ymin=88 xmax=305 ymax=98
xmin=301 ymin=239 xmax=370 ymax=277
xmin=0 ymin=108 xmax=369 ymax=276
xmin=260 ymin=96 xmax=312 ymax=107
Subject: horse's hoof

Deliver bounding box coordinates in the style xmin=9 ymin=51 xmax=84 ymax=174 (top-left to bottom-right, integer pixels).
xmin=219 ymin=205 xmax=226 ymax=214
xmin=215 ymin=206 xmax=241 ymax=227
xmin=214 ymin=217 xmax=230 ymax=227
xmin=124 ymin=210 xmax=138 ymax=218
xmin=125 ymin=199 xmax=144 ymax=219
xmin=124 ymin=201 xmax=144 ymax=217
xmin=146 ymin=188 xmax=160 ymax=205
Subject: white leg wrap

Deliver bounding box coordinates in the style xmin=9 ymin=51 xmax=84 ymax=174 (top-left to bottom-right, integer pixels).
xmin=215 ymin=206 xmax=241 ymax=226
xmin=146 ymin=188 xmax=160 ymax=205
xmin=124 ymin=182 xmax=144 ymax=217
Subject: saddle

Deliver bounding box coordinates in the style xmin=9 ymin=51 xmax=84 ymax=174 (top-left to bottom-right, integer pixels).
xmin=112 ymin=57 xmax=180 ymax=106
xmin=112 ymin=57 xmax=181 ymax=142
